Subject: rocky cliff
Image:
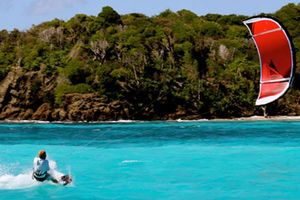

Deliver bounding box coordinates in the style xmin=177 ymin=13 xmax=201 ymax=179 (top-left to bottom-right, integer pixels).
xmin=0 ymin=67 xmax=197 ymax=121
xmin=0 ymin=67 xmax=125 ymax=121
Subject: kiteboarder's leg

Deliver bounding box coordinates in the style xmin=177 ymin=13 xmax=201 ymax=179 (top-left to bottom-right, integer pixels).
xmin=46 ymin=174 xmax=58 ymax=183
xmin=50 ymin=178 xmax=58 ymax=184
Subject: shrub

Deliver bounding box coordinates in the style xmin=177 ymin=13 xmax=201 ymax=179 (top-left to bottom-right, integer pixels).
xmin=54 ymin=83 xmax=94 ymax=105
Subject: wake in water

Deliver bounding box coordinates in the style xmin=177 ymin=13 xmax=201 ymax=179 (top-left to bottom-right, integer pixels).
xmin=0 ymin=160 xmax=72 ymax=190
xmin=121 ymin=160 xmax=143 ymax=164
xmin=0 ymin=172 xmax=38 ymax=189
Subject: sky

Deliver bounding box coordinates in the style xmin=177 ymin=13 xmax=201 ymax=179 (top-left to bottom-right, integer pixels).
xmin=0 ymin=0 xmax=299 ymax=31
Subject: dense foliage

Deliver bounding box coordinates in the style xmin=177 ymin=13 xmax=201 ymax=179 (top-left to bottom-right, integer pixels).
xmin=0 ymin=4 xmax=300 ymax=119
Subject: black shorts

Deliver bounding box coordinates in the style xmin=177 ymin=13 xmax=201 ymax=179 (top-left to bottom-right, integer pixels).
xmin=32 ymin=172 xmax=49 ymax=182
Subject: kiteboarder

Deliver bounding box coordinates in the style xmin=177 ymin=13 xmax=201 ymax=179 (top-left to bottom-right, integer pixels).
xmin=32 ymin=150 xmax=58 ymax=183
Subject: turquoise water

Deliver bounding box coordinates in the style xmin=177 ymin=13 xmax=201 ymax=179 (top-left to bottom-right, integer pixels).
xmin=0 ymin=120 xmax=300 ymax=199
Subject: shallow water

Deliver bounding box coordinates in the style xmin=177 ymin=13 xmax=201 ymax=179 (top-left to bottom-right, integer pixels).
xmin=0 ymin=120 xmax=300 ymax=199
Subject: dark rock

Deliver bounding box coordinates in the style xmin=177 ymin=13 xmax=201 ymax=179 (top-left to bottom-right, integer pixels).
xmin=32 ymin=103 xmax=52 ymax=121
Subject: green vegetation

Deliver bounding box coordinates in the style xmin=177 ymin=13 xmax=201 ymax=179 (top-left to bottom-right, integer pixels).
xmin=1 ymin=4 xmax=300 ymax=118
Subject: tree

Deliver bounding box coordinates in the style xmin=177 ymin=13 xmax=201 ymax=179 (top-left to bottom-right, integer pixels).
xmin=98 ymin=6 xmax=122 ymax=26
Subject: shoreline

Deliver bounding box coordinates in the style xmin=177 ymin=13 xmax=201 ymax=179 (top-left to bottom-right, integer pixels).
xmin=1 ymin=115 xmax=300 ymax=124
xmin=215 ymin=115 xmax=300 ymax=121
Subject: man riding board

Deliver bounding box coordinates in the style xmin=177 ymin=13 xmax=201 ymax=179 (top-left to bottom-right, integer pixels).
xmin=32 ymin=150 xmax=58 ymax=183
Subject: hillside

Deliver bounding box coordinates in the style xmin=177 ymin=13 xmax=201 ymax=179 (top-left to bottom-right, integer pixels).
xmin=0 ymin=4 xmax=299 ymax=121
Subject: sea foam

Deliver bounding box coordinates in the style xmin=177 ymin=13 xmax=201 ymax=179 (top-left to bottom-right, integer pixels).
xmin=0 ymin=172 xmax=39 ymax=190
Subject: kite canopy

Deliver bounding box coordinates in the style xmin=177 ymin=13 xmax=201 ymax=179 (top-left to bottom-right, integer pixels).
xmin=243 ymin=17 xmax=294 ymax=106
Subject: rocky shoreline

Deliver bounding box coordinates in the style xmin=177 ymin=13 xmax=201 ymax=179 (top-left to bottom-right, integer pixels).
xmin=0 ymin=67 xmax=202 ymax=122
xmin=1 ymin=115 xmax=300 ymax=123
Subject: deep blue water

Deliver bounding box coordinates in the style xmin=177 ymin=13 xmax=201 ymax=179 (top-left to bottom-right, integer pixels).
xmin=0 ymin=120 xmax=300 ymax=199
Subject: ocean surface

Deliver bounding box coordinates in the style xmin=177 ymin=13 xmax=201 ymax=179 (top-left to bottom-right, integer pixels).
xmin=0 ymin=120 xmax=300 ymax=199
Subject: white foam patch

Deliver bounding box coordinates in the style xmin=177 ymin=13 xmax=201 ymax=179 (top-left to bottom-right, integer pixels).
xmin=116 ymin=120 xmax=136 ymax=123
xmin=121 ymin=160 xmax=142 ymax=164
xmin=176 ymin=119 xmax=208 ymax=122
xmin=49 ymin=160 xmax=63 ymax=179
xmin=0 ymin=172 xmax=39 ymax=189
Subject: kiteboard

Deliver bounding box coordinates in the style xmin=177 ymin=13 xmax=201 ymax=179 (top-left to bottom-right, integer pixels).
xmin=58 ymin=174 xmax=72 ymax=186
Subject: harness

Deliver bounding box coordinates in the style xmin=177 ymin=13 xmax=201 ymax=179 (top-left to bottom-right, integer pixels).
xmin=32 ymin=170 xmax=49 ymax=182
